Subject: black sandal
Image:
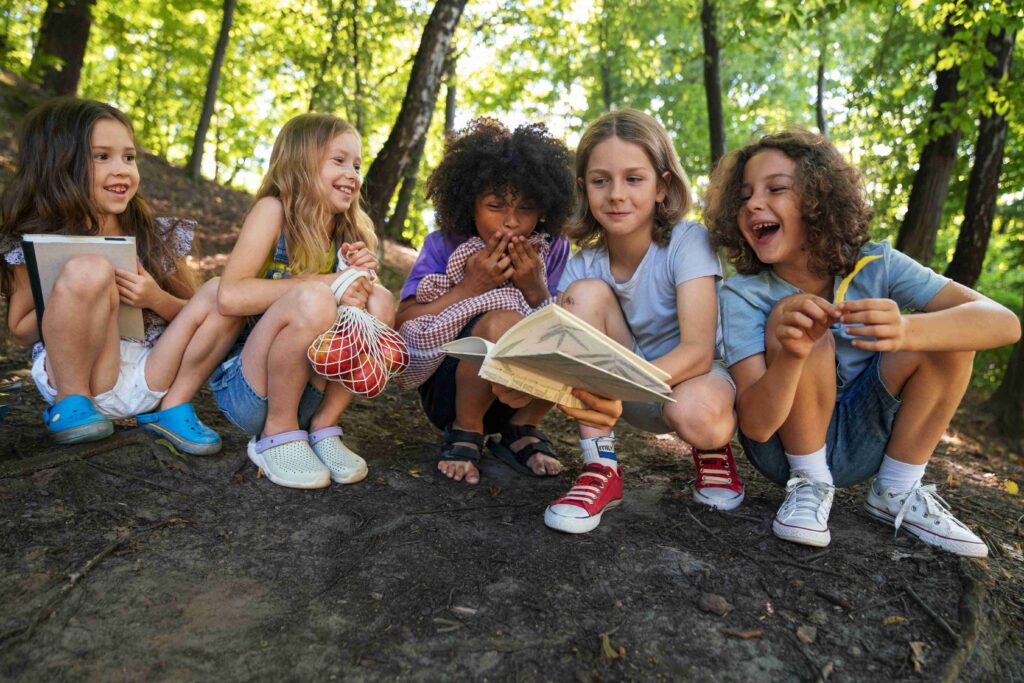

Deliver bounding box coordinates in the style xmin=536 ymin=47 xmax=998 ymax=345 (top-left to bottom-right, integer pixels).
xmin=437 ymin=424 xmax=485 ymax=471
xmin=487 ymin=424 xmax=560 ymax=476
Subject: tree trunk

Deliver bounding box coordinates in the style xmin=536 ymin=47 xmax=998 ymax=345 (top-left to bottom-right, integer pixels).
xmin=701 ymin=0 xmax=726 ymax=169
xmin=29 ymin=0 xmax=96 ymax=96
xmin=350 ymin=0 xmax=365 ymax=134
xmin=896 ymin=21 xmax=963 ymax=264
xmin=309 ymin=0 xmax=342 ymax=113
xmin=945 ymin=28 xmax=1016 ymax=287
xmin=816 ymin=26 xmax=828 ymax=138
xmin=598 ymin=7 xmax=613 ymax=111
xmin=184 ymin=0 xmax=237 ymax=183
xmin=384 ymin=135 xmax=427 ymax=245
xmin=444 ymin=54 xmax=457 ymax=134
xmin=989 ymin=310 xmax=1024 ymax=442
xmin=362 ymin=0 xmax=468 ymax=230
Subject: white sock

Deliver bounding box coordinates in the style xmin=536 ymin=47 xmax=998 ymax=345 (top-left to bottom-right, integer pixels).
xmin=580 ymin=434 xmax=618 ymax=471
xmin=875 ymin=455 xmax=926 ymax=493
xmin=785 ymin=445 xmax=833 ymax=485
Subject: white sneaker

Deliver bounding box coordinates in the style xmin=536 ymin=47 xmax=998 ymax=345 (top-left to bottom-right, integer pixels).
xmin=247 ymin=430 xmax=331 ymax=489
xmin=309 ymin=426 xmax=368 ymax=484
xmin=864 ymin=479 xmax=988 ymax=558
xmin=772 ymin=473 xmax=834 ymax=547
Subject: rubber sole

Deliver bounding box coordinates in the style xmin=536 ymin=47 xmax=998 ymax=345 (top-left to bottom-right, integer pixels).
xmin=863 ymin=503 xmax=988 ymax=558
xmin=544 ymin=499 xmax=622 ymax=534
xmin=772 ymin=519 xmax=831 ymax=547
xmin=692 ymin=486 xmax=745 ymax=511
xmin=247 ymin=439 xmax=331 ymax=490
xmin=51 ymin=419 xmax=114 ymax=445
xmin=142 ymin=423 xmax=222 ymax=456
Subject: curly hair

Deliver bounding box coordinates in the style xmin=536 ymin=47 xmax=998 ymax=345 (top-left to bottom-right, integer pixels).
xmin=1 ymin=97 xmax=187 ymax=298
xmin=704 ymin=129 xmax=873 ymax=278
xmin=567 ymin=108 xmax=692 ymax=250
xmin=424 ymin=118 xmax=574 ymax=239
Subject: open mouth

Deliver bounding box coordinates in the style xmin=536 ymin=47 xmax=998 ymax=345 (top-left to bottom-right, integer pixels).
xmin=751 ymin=222 xmax=780 ymax=243
xmin=334 ymin=184 xmax=355 ymax=197
xmin=105 ymin=184 xmax=129 ymax=196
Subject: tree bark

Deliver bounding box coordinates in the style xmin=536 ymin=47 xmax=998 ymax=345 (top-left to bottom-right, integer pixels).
xmin=350 ymin=0 xmax=365 ymax=134
xmin=384 ymin=134 xmax=427 ymax=245
xmin=816 ymin=27 xmax=828 ymax=138
xmin=185 ymin=0 xmax=237 ymax=183
xmin=444 ymin=54 xmax=457 ymax=134
xmin=990 ymin=309 xmax=1024 ymax=442
xmin=896 ymin=21 xmax=963 ymax=264
xmin=701 ymin=0 xmax=726 ymax=169
xmin=362 ymin=0 xmax=468 ymax=229
xmin=29 ymin=0 xmax=96 ymax=96
xmin=309 ymin=0 xmax=342 ymax=113
xmin=945 ymin=28 xmax=1016 ymax=287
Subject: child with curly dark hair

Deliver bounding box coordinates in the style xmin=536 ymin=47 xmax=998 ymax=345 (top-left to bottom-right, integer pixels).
xmin=705 ymin=129 xmax=1020 ymax=556
xmin=395 ymin=118 xmax=575 ymax=485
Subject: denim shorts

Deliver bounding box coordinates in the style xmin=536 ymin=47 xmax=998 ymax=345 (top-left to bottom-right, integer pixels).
xmin=418 ymin=314 xmax=516 ymax=434
xmin=741 ymin=353 xmax=901 ymax=487
xmin=209 ymin=348 xmax=325 ymax=436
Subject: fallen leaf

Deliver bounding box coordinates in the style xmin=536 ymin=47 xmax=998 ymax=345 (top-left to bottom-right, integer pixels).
xmin=256 ymin=467 xmax=265 ymax=480
xmin=1005 ymin=480 xmax=1019 ymax=495
xmin=600 ymin=633 xmax=626 ymax=660
xmin=796 ymin=625 xmax=817 ymax=644
xmin=945 ymin=472 xmax=960 ymax=489
xmin=909 ymin=641 xmax=927 ymax=673
xmin=697 ymin=593 xmax=733 ymax=616
xmin=451 ymin=606 xmax=477 ymax=617
xmin=721 ymin=629 xmax=763 ymax=640
xmin=883 ymin=615 xmax=909 ymax=626
xmin=407 ymin=469 xmax=421 ymax=478
xmin=154 ymin=438 xmax=185 ymax=458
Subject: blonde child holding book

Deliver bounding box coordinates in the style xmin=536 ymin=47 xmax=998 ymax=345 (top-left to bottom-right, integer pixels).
xmin=546 ymin=109 xmax=743 ymax=534
xmin=705 ymin=130 xmax=1019 ymax=555
xmin=212 ymin=113 xmax=394 ymax=490
xmin=0 ymin=97 xmax=238 ymax=453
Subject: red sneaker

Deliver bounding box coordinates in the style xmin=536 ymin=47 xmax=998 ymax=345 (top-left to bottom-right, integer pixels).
xmin=544 ymin=463 xmax=623 ymax=534
xmin=691 ymin=444 xmax=745 ymax=511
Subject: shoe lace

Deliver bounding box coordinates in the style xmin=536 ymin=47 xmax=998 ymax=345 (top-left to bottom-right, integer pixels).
xmin=559 ymin=465 xmax=610 ymax=505
xmin=892 ymin=483 xmax=955 ymax=534
xmin=780 ymin=475 xmax=832 ymax=521
xmin=693 ymin=448 xmax=736 ymax=486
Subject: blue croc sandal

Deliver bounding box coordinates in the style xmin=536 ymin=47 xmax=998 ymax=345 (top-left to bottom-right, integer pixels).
xmin=137 ymin=403 xmax=222 ymax=456
xmin=43 ymin=395 xmax=113 ymax=445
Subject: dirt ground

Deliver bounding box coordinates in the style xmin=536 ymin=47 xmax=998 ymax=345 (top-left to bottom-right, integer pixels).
xmin=1 ymin=98 xmax=1023 ymax=681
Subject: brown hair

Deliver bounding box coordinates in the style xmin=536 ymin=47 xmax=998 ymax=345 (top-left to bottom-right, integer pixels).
xmin=704 ymin=129 xmax=873 ymax=277
xmin=567 ymin=108 xmax=692 ymax=249
xmin=1 ymin=97 xmax=188 ymax=297
xmin=255 ymin=113 xmax=376 ymax=276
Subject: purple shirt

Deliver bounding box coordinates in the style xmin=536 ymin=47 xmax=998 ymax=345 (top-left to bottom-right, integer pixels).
xmin=400 ymin=231 xmax=570 ymax=301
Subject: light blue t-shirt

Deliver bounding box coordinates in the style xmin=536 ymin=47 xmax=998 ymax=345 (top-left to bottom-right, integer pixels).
xmin=557 ymin=220 xmax=723 ymax=360
xmin=719 ymin=240 xmax=950 ymax=391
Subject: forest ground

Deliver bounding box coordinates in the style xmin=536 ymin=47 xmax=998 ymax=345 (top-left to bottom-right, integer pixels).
xmin=0 ymin=81 xmax=1022 ymax=682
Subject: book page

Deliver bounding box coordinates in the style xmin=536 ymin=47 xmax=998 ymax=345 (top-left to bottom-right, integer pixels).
xmin=477 ymin=358 xmax=583 ymax=408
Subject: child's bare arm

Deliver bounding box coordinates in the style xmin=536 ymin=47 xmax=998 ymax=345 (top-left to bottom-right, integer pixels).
xmin=218 ymin=197 xmax=338 ymax=316
xmin=840 ymin=282 xmax=1021 ymax=352
xmin=6 ymin=265 xmax=40 ymax=346
xmin=732 ymin=295 xmax=838 ymax=442
xmin=649 ymin=276 xmax=718 ymax=385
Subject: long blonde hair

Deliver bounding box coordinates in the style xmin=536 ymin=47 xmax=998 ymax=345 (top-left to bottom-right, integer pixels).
xmin=255 ymin=113 xmax=377 ymax=275
xmin=567 ymin=108 xmax=692 ymax=250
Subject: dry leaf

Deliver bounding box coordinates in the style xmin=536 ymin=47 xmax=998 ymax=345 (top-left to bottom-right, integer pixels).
xmin=883 ymin=615 xmax=909 ymax=626
xmin=600 ymin=633 xmax=626 ymax=660
xmin=909 ymin=641 xmax=927 ymax=673
xmin=256 ymin=467 xmax=265 ymax=479
xmin=721 ymin=629 xmax=763 ymax=640
xmin=1005 ymin=480 xmax=1019 ymax=495
xmin=796 ymin=625 xmax=817 ymax=644
xmin=945 ymin=472 xmax=960 ymax=489
xmin=407 ymin=469 xmax=421 ymax=478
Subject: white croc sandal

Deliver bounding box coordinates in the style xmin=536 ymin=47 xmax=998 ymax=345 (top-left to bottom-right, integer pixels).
xmin=248 ymin=430 xmax=331 ymax=489
xmin=309 ymin=426 xmax=368 ymax=484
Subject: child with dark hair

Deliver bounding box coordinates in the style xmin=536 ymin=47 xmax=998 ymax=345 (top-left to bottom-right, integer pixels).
xmin=705 ymin=129 xmax=1020 ymax=555
xmin=0 ymin=97 xmax=240 ymax=452
xmin=396 ymin=118 xmax=575 ymax=485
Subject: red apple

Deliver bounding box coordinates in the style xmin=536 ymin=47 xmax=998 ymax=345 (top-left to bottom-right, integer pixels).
xmin=378 ymin=334 xmax=409 ymax=374
xmin=343 ymin=352 xmax=387 ymax=397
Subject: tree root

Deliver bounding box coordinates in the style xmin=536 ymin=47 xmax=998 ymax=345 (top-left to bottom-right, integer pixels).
xmin=0 ymin=432 xmax=150 ymax=479
xmin=938 ymin=559 xmax=986 ymax=683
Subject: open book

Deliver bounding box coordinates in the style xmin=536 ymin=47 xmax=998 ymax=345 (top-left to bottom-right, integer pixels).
xmin=21 ymin=234 xmax=144 ymax=340
xmin=442 ymin=304 xmax=673 ymax=409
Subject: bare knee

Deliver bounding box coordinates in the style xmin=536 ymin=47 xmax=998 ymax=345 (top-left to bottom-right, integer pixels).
xmin=284 ymin=281 xmax=337 ymax=332
xmin=666 ymin=398 xmax=736 ymax=449
xmin=473 ymin=310 xmax=524 ymax=341
xmin=368 ymin=284 xmax=396 ymax=327
xmin=53 ymin=254 xmax=115 ymax=298
xmin=560 ymin=278 xmax=616 ymax=313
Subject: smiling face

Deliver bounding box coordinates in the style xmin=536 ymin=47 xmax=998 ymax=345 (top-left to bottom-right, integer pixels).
xmin=583 ymin=135 xmax=667 ymax=244
xmin=737 ymin=149 xmax=807 ymax=270
xmin=89 ymin=118 xmax=139 ymax=232
xmin=319 ymin=131 xmax=362 ymax=214
xmin=472 ymin=191 xmax=539 ymax=243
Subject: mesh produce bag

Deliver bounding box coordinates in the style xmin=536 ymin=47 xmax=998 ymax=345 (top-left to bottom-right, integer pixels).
xmin=307 ymin=269 xmax=409 ymax=397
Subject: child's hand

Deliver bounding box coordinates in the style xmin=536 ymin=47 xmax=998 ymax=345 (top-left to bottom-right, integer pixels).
xmin=492 ymin=383 xmax=533 ymax=409
xmin=341 ymin=241 xmax=379 ymax=273
xmin=115 ymin=258 xmax=163 ymax=309
xmin=462 ymin=231 xmax=513 ymax=295
xmin=775 ymin=295 xmax=840 ymax=359
xmin=558 ymin=388 xmax=622 ymax=428
xmin=840 ymin=298 xmax=907 ymax=352
xmin=508 ymin=236 xmax=547 ymax=300
xmin=339 ymin=276 xmax=373 ymax=309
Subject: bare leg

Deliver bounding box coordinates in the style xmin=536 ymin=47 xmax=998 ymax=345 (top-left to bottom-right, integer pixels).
xmin=560 ymin=279 xmax=635 ymax=440
xmin=240 ymin=281 xmax=338 ymax=437
xmin=308 ymin=380 xmax=355 ymax=432
xmin=879 ymin=350 xmax=974 ymax=465
xmin=366 ymin=284 xmax=396 ymax=327
xmin=662 ymin=372 xmax=736 ymax=449
xmin=145 ymin=277 xmax=245 ymax=406
xmin=42 ymin=255 xmax=121 ymax=402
